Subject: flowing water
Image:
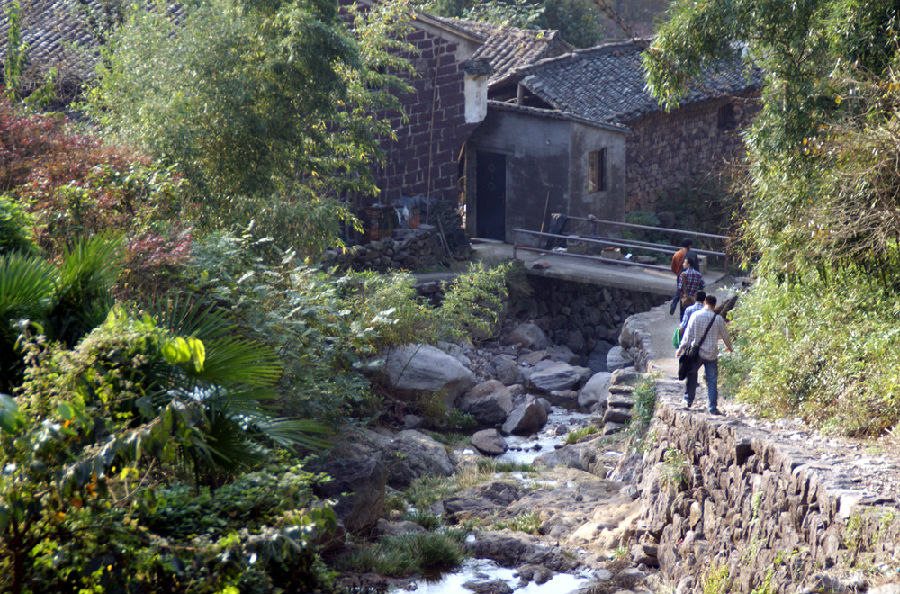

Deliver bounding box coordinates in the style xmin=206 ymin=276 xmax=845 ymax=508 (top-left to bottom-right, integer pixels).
xmin=389 ymin=558 xmax=594 ymax=594
xmin=496 ymin=408 xmax=595 ymax=465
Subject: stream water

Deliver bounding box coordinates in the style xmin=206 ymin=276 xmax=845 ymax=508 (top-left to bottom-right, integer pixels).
xmin=389 ymin=558 xmax=594 ymax=594
xmin=496 ymin=408 xmax=595 ymax=465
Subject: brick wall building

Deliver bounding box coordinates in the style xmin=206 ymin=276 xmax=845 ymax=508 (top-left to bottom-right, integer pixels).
xmin=624 ymin=95 xmax=756 ymax=211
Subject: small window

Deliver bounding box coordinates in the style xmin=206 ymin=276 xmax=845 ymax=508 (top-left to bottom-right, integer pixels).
xmin=588 ymin=148 xmax=607 ymax=193
xmin=718 ymin=102 xmax=737 ymax=130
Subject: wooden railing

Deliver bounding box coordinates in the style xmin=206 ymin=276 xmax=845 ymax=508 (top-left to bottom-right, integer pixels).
xmin=512 ymin=218 xmax=731 ymax=272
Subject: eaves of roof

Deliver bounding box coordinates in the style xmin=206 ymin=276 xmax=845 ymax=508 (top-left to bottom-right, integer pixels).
xmin=487 ymin=99 xmax=630 ymax=133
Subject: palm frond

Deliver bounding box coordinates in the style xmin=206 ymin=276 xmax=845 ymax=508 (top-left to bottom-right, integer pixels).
xmin=49 ymin=234 xmax=123 ymax=346
xmin=146 ymin=295 xmax=235 ymax=341
xmin=195 ymin=337 xmax=282 ymax=388
xmin=249 ymin=417 xmax=332 ymax=451
xmin=0 ymin=251 xmax=55 ymax=319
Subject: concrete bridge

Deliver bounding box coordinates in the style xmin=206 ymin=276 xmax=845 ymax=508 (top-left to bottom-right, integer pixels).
xmin=470 ymin=240 xmax=728 ymax=296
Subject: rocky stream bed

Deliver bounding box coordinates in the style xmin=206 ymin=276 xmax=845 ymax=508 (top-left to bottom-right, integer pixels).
xmin=325 ymin=287 xmax=900 ymax=594
xmin=322 ymin=318 xmax=666 ymax=594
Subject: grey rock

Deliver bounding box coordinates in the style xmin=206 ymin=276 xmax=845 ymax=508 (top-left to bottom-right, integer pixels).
xmin=477 ymin=481 xmax=522 ymax=505
xmin=505 ymin=323 xmax=549 ymax=350
xmin=535 ymin=397 xmax=553 ymax=414
xmin=502 ymin=400 xmax=549 ymax=435
xmin=547 ymin=344 xmax=577 ymax=363
xmin=471 ymin=429 xmax=508 ymax=456
xmin=578 ymin=372 xmax=612 ymax=410
xmin=606 ymin=346 xmax=633 ymax=372
xmin=604 ymin=407 xmax=632 ymax=425
xmin=460 ymin=380 xmax=514 ymax=425
xmin=403 ymin=414 xmax=423 ymax=429
xmin=529 ymin=363 xmax=592 ymax=392
xmin=463 ymin=579 xmax=513 ymax=594
xmin=312 ymin=453 xmax=385 ymax=534
xmin=547 ymin=389 xmax=580 ymax=409
xmin=490 ymin=354 xmax=522 ymax=385
xmin=355 ymin=429 xmax=454 ymax=488
xmin=534 ymin=441 xmax=599 ymax=471
xmin=385 ymin=344 xmax=475 ymax=407
xmin=373 ymin=519 xmax=426 ymax=537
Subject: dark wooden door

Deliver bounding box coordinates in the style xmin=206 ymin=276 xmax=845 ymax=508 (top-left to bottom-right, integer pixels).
xmin=475 ymin=151 xmax=507 ymax=240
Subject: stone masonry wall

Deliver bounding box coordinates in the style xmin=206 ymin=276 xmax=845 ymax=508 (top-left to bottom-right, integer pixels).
xmin=617 ymin=304 xmax=900 ymax=593
xmin=624 ymin=94 xmax=757 ymax=212
xmin=635 ymin=398 xmax=900 ymax=593
xmin=508 ymin=275 xmax=668 ymax=357
xmin=373 ymin=28 xmax=479 ymax=205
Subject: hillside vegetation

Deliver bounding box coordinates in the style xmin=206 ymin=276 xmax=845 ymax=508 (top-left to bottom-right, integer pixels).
xmin=0 ymin=0 xmax=514 ymax=591
xmin=646 ymin=0 xmax=900 ymax=435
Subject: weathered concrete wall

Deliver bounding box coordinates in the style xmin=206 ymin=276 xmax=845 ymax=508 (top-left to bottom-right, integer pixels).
xmin=466 ymin=110 xmax=572 ymax=242
xmin=635 ymin=398 xmax=900 ymax=593
xmin=569 ymin=121 xmax=628 ymax=222
xmin=374 ymin=23 xmax=482 ymax=205
xmin=624 ymin=95 xmax=756 ymax=212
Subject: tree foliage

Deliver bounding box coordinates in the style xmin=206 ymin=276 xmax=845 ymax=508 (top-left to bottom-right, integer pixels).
xmin=85 ymin=0 xmax=414 ymax=253
xmin=646 ymin=0 xmax=900 ymax=433
xmin=425 ymin=0 xmax=603 ymax=48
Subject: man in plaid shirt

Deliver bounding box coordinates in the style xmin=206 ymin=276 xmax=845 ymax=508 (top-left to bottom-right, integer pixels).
xmin=677 ymin=258 xmax=705 ymax=317
xmin=677 ymin=294 xmax=734 ymax=414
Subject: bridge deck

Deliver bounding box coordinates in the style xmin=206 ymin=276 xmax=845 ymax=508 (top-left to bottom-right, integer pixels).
xmin=471 ymin=240 xmax=726 ymax=296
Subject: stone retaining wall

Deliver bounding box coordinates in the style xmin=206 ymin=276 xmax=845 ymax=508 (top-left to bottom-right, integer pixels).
xmin=635 ymin=397 xmax=900 ymax=593
xmin=616 ymin=303 xmax=900 ymax=593
xmin=509 ymin=276 xmax=667 ymax=357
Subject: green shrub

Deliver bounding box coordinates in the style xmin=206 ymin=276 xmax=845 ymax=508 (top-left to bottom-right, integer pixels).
xmin=437 ymin=261 xmax=511 ymax=343
xmin=0 ymin=194 xmax=36 ymax=255
xmin=564 ymin=425 xmax=600 ymax=444
xmin=723 ymin=271 xmax=900 ymax=435
xmin=493 ymin=511 xmax=541 ymax=534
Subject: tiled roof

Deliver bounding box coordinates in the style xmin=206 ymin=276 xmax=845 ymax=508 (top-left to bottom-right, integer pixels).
xmin=510 ymin=40 xmax=761 ymax=126
xmin=0 ymin=0 xmax=98 ymax=86
xmin=426 ymin=15 xmax=572 ymax=86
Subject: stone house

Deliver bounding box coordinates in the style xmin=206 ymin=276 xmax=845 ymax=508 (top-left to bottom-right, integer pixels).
xmin=369 ymin=13 xmax=571 ymax=209
xmin=464 ymin=40 xmax=759 ymax=241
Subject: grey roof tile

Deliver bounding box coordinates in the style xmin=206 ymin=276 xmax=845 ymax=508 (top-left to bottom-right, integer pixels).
xmin=426 ymin=15 xmax=572 ymax=85
xmin=507 ymin=39 xmax=760 ymax=126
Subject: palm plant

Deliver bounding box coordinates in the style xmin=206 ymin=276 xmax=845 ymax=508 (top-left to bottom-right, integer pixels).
xmin=0 ymin=235 xmax=122 ymax=392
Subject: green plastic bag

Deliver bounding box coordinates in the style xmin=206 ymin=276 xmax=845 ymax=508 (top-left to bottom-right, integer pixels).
xmin=672 ymin=327 xmax=681 ymax=348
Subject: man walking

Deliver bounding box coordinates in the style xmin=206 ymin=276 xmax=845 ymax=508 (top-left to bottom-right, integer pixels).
xmin=677 ymin=294 xmax=733 ymax=415
xmin=680 ymin=289 xmax=706 ymax=336
xmin=677 ymin=258 xmax=704 ymax=318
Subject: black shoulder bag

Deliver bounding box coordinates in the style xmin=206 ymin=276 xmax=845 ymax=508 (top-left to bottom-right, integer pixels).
xmin=677 ymin=315 xmax=717 ymax=380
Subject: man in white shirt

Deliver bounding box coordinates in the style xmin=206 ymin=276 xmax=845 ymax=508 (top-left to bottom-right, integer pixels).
xmin=676 ymin=294 xmax=733 ymax=414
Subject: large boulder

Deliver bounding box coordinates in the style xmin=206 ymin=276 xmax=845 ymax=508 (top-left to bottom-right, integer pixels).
xmin=606 ymin=346 xmax=633 ymax=372
xmin=487 ymin=354 xmax=522 ymax=385
xmin=503 ymin=322 xmax=549 ymax=350
xmin=578 ymin=372 xmax=612 ymax=410
xmin=384 ymin=344 xmax=475 ymax=407
xmin=471 ymin=429 xmax=508 ymax=456
xmin=528 ymin=362 xmax=591 ymax=393
xmin=384 ymin=430 xmax=456 ymax=488
xmin=501 ymin=400 xmax=548 ymax=435
xmin=459 ymin=380 xmax=514 ymax=425
xmin=312 ymin=448 xmax=386 ymax=534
